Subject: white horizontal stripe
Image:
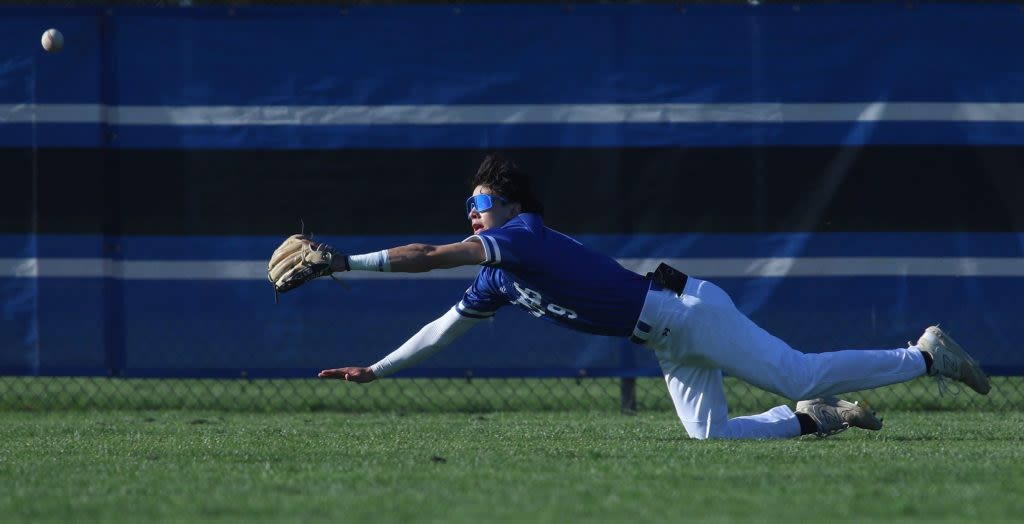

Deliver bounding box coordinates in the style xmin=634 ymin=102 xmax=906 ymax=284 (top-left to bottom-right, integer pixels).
xmin=619 ymin=257 xmax=1024 ymax=278
xmin=0 ymin=258 xmax=480 ymax=280
xmin=2 ymin=257 xmax=1023 ymax=280
xmin=3 ymin=103 xmax=1024 ymax=126
xmin=0 ymin=104 xmax=105 ymax=124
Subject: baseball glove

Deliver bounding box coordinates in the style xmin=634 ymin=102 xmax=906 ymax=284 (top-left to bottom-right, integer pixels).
xmin=268 ymin=234 xmax=344 ymax=294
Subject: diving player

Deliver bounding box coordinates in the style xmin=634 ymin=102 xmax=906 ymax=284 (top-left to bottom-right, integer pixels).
xmin=311 ymin=154 xmax=990 ymax=439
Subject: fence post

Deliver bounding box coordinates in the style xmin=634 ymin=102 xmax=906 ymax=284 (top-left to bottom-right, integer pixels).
xmin=620 ymin=377 xmax=637 ymax=414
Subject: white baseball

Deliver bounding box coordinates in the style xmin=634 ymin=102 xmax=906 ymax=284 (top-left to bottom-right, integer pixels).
xmin=41 ymin=28 xmax=64 ymax=53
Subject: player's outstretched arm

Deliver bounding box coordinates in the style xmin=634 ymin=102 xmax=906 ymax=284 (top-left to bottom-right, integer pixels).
xmin=269 ymin=237 xmax=486 ymax=293
xmin=318 ymin=306 xmax=483 ymax=382
xmin=335 ymin=240 xmax=485 ymax=274
xmin=390 ymin=241 xmax=486 ymax=272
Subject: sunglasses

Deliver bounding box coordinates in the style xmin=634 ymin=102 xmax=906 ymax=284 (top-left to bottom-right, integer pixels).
xmin=465 ymin=194 xmax=509 ymax=217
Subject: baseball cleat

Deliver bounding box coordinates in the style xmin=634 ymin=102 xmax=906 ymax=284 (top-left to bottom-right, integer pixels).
xmin=916 ymin=325 xmax=991 ymax=395
xmin=795 ymin=397 xmax=883 ymax=438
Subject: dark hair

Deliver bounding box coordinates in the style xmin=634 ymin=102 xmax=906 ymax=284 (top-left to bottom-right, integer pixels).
xmin=469 ymin=153 xmax=544 ymax=215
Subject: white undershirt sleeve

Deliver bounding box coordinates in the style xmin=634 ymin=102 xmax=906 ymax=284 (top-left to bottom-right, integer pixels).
xmin=369 ymin=307 xmax=483 ymax=378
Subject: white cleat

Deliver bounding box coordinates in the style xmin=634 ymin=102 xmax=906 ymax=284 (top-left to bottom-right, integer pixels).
xmin=795 ymin=397 xmax=883 ymax=438
xmin=916 ymin=325 xmax=991 ymax=395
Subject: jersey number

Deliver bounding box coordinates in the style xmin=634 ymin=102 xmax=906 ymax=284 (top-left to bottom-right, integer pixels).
xmin=512 ymin=282 xmax=578 ymax=320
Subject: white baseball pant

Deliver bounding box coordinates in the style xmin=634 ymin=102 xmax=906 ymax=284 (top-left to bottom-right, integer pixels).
xmin=634 ymin=278 xmax=927 ymax=439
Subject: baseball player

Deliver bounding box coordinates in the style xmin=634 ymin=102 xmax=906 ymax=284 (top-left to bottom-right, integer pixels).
xmin=268 ymin=154 xmax=991 ymax=439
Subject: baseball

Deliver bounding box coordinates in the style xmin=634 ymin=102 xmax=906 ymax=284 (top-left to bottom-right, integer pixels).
xmin=41 ymin=28 xmax=64 ymax=53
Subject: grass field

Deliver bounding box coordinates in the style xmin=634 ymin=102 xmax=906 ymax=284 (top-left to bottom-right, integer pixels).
xmin=2 ymin=409 xmax=1023 ymax=523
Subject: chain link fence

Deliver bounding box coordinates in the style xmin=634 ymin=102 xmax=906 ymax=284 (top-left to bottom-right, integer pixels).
xmin=2 ymin=375 xmax=1021 ymax=413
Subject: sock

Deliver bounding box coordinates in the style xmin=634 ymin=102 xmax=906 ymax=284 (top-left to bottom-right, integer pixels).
xmin=796 ymin=412 xmax=818 ymax=436
xmin=921 ymin=351 xmax=934 ymax=374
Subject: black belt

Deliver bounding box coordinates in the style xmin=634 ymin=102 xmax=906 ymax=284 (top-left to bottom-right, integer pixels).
xmin=629 ymin=263 xmax=688 ymax=346
xmin=646 ymin=262 xmax=688 ymax=296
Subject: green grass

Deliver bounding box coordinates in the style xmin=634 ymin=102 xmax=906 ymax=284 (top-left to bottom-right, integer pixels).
xmin=2 ymin=410 xmax=1023 ymax=523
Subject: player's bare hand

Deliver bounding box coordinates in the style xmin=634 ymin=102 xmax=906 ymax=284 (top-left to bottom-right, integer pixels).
xmin=318 ymin=366 xmax=376 ymax=383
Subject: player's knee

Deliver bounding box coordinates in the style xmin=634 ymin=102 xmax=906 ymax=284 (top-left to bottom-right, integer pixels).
xmin=686 ymin=429 xmax=714 ymax=441
xmin=687 ymin=428 xmax=744 ymax=441
xmin=683 ymin=421 xmax=734 ymax=440
xmin=682 ymin=421 xmax=709 ymax=440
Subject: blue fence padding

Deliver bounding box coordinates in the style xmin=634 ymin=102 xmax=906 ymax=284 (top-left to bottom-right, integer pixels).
xmin=3 ymin=233 xmax=1024 ymax=260
xmin=2 ymin=4 xmax=1024 ymax=148
xmin=3 ymin=4 xmax=1024 ymax=379
xmin=1 ymin=274 xmax=1022 ymax=377
xmin=5 ymin=121 xmax=1024 ymax=149
xmin=2 ymin=233 xmax=1023 ymax=377
xmin=3 ymin=4 xmax=1021 ymax=105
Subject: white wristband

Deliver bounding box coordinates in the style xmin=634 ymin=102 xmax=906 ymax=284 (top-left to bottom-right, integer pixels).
xmin=346 ymin=249 xmax=391 ymax=272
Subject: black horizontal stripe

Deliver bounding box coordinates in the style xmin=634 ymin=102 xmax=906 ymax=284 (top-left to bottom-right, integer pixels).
xmin=2 ymin=146 xmax=1022 ymax=235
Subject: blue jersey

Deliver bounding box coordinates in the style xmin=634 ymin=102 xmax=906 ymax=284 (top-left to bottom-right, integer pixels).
xmin=456 ymin=213 xmax=649 ymax=337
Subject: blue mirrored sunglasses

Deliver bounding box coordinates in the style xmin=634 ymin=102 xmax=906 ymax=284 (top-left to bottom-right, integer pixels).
xmin=465 ymin=194 xmax=508 ymax=217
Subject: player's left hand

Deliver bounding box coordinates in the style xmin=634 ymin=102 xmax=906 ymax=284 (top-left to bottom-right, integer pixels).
xmin=268 ymin=234 xmax=343 ymax=293
xmin=318 ymin=366 xmax=377 ymax=383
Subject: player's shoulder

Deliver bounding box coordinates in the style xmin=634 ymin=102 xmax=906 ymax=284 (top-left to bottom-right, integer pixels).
xmin=503 ymin=212 xmax=544 ymax=233
xmin=502 ymin=213 xmax=588 ymax=249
